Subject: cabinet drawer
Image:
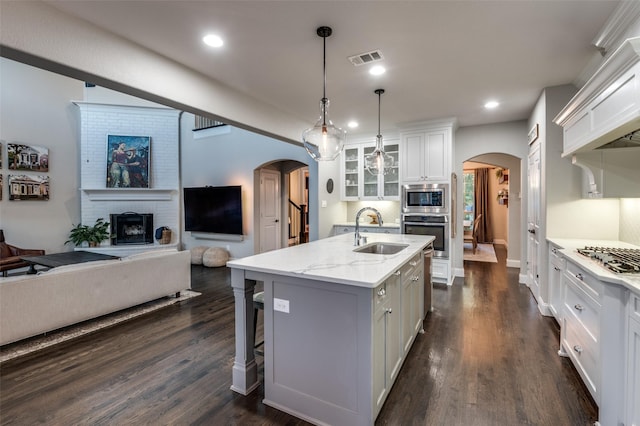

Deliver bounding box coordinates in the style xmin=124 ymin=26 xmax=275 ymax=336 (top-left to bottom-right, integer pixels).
xmin=374 ymin=283 xmax=387 ymax=313
xmin=432 ymin=259 xmax=448 ymax=280
xmin=563 ymin=315 xmax=599 ymax=397
xmin=564 ymin=277 xmax=600 ymax=341
xmin=549 ymin=245 xmax=564 ymax=268
xmin=565 ymin=261 xmax=603 ymax=300
xmin=401 ymin=254 xmax=422 ymax=280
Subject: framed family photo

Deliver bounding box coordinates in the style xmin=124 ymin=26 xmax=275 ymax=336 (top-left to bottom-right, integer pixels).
xmin=106 ymin=135 xmax=151 ymax=188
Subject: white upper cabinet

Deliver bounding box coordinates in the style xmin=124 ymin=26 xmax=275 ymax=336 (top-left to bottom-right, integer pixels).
xmin=554 ymin=37 xmax=640 ymax=156
xmin=400 ymin=127 xmax=452 ymax=183
xmin=341 ymin=140 xmax=400 ymax=201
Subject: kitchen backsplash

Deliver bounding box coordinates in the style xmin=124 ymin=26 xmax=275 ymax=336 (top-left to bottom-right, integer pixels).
xmin=620 ymin=198 xmax=640 ymax=246
xmin=345 ymin=201 xmax=401 ymax=225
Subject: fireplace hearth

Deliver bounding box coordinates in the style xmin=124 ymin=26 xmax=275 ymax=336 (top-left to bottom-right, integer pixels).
xmin=110 ymin=213 xmax=153 ymax=245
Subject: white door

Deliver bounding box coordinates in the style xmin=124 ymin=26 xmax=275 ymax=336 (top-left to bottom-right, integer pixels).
xmin=527 ymin=144 xmax=541 ymax=301
xmin=259 ymin=169 xmax=281 ymax=253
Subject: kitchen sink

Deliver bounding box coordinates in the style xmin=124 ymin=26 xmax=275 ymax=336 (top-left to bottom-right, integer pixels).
xmin=353 ymin=242 xmax=409 ymax=255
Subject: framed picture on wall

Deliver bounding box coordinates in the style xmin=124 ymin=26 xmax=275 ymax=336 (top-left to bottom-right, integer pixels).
xmin=106 ymin=135 xmax=151 ymax=188
xmin=7 ymin=143 xmax=49 ymax=172
xmin=8 ymin=174 xmax=49 ymax=201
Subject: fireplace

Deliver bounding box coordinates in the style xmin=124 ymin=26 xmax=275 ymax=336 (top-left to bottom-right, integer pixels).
xmin=110 ymin=213 xmax=153 ymax=245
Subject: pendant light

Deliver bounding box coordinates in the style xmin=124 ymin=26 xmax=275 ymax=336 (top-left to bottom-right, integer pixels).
xmin=365 ymin=89 xmax=394 ymax=175
xmin=302 ymin=26 xmax=346 ymax=161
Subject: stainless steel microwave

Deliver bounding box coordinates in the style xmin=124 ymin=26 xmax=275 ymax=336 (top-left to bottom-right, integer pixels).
xmin=401 ymin=183 xmax=448 ymax=214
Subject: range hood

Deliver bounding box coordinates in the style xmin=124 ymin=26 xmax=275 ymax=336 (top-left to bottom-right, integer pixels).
xmin=553 ymin=37 xmax=640 ymax=156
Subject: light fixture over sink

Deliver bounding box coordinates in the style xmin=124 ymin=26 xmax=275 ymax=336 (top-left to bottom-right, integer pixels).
xmin=364 ymin=89 xmax=394 ymax=175
xmin=302 ymin=26 xmax=346 ymax=162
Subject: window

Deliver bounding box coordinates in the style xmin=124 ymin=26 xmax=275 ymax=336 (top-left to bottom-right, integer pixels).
xmin=463 ymin=171 xmax=474 ymax=228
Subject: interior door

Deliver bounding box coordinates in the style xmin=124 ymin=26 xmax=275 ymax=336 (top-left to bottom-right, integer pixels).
xmin=527 ymin=144 xmax=541 ymax=301
xmin=259 ymin=169 xmax=281 ymax=253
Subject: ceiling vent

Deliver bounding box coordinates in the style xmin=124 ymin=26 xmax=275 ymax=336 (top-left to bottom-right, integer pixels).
xmin=348 ymin=49 xmax=384 ymax=66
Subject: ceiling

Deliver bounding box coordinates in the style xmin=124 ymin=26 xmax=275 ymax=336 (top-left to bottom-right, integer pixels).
xmin=45 ymin=0 xmax=620 ymax=138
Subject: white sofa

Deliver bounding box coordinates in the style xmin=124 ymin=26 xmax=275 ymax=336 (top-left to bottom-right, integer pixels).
xmin=0 ymin=249 xmax=191 ymax=346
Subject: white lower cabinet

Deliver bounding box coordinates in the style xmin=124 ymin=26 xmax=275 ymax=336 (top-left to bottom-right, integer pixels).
xmin=626 ymin=293 xmax=640 ymax=426
xmin=548 ymin=243 xmax=564 ymax=321
xmin=373 ymin=252 xmax=424 ymax=417
xmin=558 ymin=255 xmax=628 ymax=426
xmin=373 ymin=272 xmax=402 ymax=413
xmin=560 ymin=262 xmax=601 ymax=400
xmin=401 ymin=253 xmax=423 ymax=353
xmin=432 ymin=258 xmax=450 ymax=283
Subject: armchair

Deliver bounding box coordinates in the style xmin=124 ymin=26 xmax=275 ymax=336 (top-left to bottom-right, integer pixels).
xmin=0 ymin=230 xmax=45 ymax=276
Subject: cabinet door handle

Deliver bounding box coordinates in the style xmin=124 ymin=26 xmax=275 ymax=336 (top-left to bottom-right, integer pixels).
xmin=377 ymin=288 xmax=386 ymax=297
xmin=394 ymin=271 xmax=401 ymax=276
xmin=552 ymin=248 xmax=557 ymax=254
xmin=573 ymin=345 xmax=583 ymax=354
xmin=410 ymin=261 xmax=418 ymax=266
xmin=412 ymin=275 xmax=420 ymax=281
xmin=574 ymin=304 xmax=584 ymax=311
xmin=575 ymin=273 xmax=584 ymax=281
xmin=554 ymin=266 xmax=561 ymax=272
xmin=386 ymin=308 xmax=393 ymax=315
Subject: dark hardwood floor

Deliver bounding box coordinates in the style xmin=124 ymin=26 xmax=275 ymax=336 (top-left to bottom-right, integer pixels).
xmin=0 ymin=245 xmax=597 ymax=425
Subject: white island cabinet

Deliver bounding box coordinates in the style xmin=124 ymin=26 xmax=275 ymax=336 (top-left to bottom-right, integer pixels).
xmin=227 ymin=233 xmax=434 ymax=426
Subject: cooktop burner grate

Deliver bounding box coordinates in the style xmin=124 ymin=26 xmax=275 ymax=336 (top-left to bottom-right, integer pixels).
xmin=576 ymin=246 xmax=640 ymax=274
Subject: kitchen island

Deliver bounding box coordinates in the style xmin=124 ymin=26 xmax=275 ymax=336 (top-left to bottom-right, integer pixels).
xmin=227 ymin=233 xmax=434 ymax=426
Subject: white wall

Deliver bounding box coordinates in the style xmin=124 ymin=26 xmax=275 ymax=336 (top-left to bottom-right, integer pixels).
xmin=1 ymin=1 xmax=306 ymax=145
xmin=620 ymin=198 xmax=640 ymax=245
xmin=180 ymin=113 xmax=318 ymax=259
xmin=0 ymin=58 xmax=83 ymax=253
xmin=454 ymin=121 xmax=528 ymax=276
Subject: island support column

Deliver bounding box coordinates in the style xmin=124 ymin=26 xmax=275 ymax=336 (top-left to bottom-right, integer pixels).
xmin=229 ymin=268 xmax=260 ymax=395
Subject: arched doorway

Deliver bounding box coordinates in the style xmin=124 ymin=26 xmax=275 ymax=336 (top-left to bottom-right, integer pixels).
xmin=254 ymin=160 xmax=309 ymax=254
xmin=457 ymin=153 xmax=523 ymax=277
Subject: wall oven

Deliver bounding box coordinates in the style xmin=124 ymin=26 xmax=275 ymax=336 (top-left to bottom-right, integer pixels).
xmin=401 ymin=183 xmax=448 ymax=214
xmin=401 ymin=214 xmax=449 ymax=259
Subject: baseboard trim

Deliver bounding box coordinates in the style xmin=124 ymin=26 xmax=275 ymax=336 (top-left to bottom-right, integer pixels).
xmin=506 ymin=259 xmax=520 ymax=268
xmin=454 ymin=267 xmax=464 ymax=277
xmin=519 ymin=273 xmax=528 ymax=285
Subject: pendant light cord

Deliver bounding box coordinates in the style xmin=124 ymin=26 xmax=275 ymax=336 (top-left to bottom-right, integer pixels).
xmin=322 ymin=32 xmax=327 ymax=126
xmin=377 ymin=91 xmax=381 ymax=137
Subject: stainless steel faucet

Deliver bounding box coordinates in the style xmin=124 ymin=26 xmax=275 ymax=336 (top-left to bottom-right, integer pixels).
xmin=354 ymin=207 xmax=383 ymax=246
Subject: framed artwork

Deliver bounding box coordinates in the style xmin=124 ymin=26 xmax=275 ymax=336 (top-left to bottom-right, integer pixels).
xmin=528 ymin=123 xmax=539 ymax=145
xmin=106 ymin=135 xmax=150 ymax=188
xmin=7 ymin=143 xmax=49 ymax=172
xmin=8 ymin=174 xmax=49 ymax=201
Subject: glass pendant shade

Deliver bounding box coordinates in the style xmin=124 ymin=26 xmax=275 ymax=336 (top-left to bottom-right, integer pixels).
xmin=303 ymin=98 xmax=346 ymax=161
xmin=365 ymin=89 xmax=393 ymax=175
xmin=303 ymin=26 xmax=345 ymax=161
xmin=365 ymin=135 xmax=394 ymax=175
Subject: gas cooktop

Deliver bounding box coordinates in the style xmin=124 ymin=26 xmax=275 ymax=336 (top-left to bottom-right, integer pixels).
xmin=577 ymin=246 xmax=640 ymax=274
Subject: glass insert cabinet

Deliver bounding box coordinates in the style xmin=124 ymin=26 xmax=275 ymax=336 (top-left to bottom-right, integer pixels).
xmin=341 ymin=142 xmax=400 ymax=201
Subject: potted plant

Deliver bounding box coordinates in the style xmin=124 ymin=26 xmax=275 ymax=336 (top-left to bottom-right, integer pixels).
xmin=65 ymin=218 xmax=111 ymax=247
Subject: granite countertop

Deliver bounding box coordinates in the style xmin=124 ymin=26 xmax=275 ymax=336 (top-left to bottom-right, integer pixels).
xmin=227 ymin=233 xmax=434 ymax=288
xmin=333 ymin=222 xmax=400 ymax=228
xmin=547 ymin=237 xmax=640 ymax=294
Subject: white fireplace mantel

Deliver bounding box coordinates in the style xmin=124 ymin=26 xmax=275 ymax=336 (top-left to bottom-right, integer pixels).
xmin=81 ymin=188 xmax=177 ymax=201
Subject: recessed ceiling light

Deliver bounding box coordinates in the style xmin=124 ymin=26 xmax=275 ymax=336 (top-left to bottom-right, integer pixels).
xmin=348 ymin=121 xmax=359 ymax=129
xmin=203 ymin=34 xmax=224 ymax=48
xmin=369 ymin=65 xmax=386 ymax=76
xmin=484 ymin=100 xmax=500 ymax=109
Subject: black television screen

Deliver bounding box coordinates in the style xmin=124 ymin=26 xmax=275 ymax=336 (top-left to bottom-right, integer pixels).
xmin=183 ymin=186 xmax=243 ymax=235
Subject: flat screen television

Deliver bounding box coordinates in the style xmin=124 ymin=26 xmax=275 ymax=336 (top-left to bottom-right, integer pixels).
xmin=183 ymin=185 xmax=243 ymax=235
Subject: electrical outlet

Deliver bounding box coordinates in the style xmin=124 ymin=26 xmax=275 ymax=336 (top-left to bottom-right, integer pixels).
xmin=274 ymin=298 xmax=290 ymax=313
